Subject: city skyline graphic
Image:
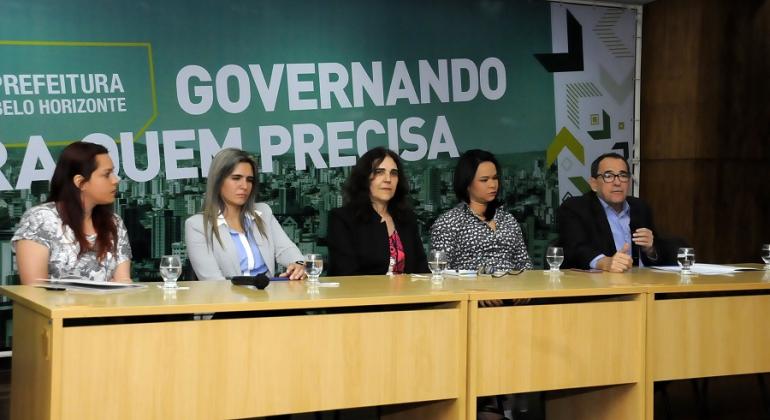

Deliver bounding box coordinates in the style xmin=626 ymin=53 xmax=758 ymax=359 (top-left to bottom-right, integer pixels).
xmin=0 ymin=148 xmax=559 ymax=275
xmin=0 ymin=147 xmax=561 ymax=350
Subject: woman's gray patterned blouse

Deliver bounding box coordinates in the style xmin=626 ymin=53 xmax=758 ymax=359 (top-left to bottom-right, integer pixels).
xmin=11 ymin=202 xmax=132 ymax=282
xmin=430 ymin=203 xmax=532 ymax=271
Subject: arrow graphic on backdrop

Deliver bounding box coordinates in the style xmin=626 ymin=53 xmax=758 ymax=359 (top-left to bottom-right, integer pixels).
xmin=612 ymin=142 xmax=629 ymax=159
xmin=592 ymin=8 xmax=634 ymax=59
xmin=535 ymin=10 xmax=584 ymax=72
xmin=588 ymin=110 xmax=611 ymax=140
xmin=547 ymin=127 xmax=584 ymax=167
xmin=565 ymin=82 xmax=602 ymax=128
xmin=569 ymin=176 xmax=592 ymax=194
xmin=599 ymin=64 xmax=634 ymax=104
xmin=548 ymin=128 xmax=594 ymax=196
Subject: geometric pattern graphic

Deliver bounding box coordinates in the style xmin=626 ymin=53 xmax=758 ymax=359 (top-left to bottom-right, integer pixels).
xmin=535 ymin=10 xmax=584 ymax=73
xmin=548 ymin=3 xmax=638 ymax=203
xmin=592 ymin=8 xmax=634 ymax=59
xmin=565 ymin=82 xmax=601 ymax=128
xmin=588 ymin=110 xmax=611 ymax=140
xmin=569 ymin=176 xmax=592 ymax=194
xmin=599 ymin=64 xmax=634 ymax=105
xmin=547 ymin=126 xmax=584 ymax=167
xmin=612 ymin=142 xmax=629 ymax=160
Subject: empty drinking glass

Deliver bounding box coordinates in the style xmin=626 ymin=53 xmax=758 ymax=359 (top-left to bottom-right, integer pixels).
xmin=546 ymin=246 xmax=564 ymax=273
xmin=305 ymin=254 xmax=323 ymax=284
xmin=761 ymin=244 xmax=770 ymax=270
xmin=428 ymin=250 xmax=448 ymax=283
xmin=159 ymin=255 xmax=182 ymax=289
xmin=677 ymin=247 xmax=695 ymax=275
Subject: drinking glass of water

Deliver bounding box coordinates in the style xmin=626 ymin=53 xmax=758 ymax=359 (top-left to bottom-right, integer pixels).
xmin=546 ymin=246 xmax=564 ymax=272
xmin=677 ymin=247 xmax=695 ymax=275
xmin=305 ymin=254 xmax=323 ymax=284
xmin=159 ymin=255 xmax=182 ymax=289
xmin=761 ymin=244 xmax=770 ymax=270
xmin=428 ymin=250 xmax=447 ymax=283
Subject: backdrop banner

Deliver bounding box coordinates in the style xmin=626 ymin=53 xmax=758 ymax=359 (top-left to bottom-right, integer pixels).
xmin=0 ymin=0 xmax=637 ymax=289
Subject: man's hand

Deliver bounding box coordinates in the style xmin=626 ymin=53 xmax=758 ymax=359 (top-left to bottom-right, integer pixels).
xmin=632 ymin=228 xmax=655 ymax=252
xmin=597 ymin=243 xmax=633 ymax=272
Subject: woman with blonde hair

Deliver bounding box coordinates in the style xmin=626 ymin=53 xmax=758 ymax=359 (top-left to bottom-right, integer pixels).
xmin=185 ymin=148 xmax=305 ymax=280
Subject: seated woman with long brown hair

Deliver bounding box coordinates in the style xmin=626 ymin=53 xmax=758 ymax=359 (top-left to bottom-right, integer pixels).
xmin=12 ymin=142 xmax=132 ymax=284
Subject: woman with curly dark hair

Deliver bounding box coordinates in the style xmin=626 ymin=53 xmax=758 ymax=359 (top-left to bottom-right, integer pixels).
xmin=327 ymin=147 xmax=428 ymax=276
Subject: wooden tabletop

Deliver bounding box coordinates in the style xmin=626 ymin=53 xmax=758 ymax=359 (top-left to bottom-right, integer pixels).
xmin=622 ymin=265 xmax=770 ymax=292
xmin=436 ymin=265 xmax=770 ymax=300
xmin=2 ymin=266 xmax=769 ymax=319
xmin=0 ymin=275 xmax=467 ymax=319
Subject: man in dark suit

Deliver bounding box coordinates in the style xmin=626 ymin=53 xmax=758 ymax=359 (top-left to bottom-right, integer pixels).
xmin=558 ymin=153 xmax=674 ymax=272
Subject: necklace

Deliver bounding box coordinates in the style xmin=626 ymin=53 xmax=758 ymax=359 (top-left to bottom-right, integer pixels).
xmin=469 ymin=207 xmax=497 ymax=231
xmin=469 ymin=206 xmax=487 ymax=222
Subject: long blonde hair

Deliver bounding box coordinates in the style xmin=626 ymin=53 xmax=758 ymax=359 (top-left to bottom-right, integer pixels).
xmin=202 ymin=148 xmax=265 ymax=247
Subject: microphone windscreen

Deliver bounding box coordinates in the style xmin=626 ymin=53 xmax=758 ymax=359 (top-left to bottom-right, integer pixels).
xmin=253 ymin=273 xmax=270 ymax=289
xmin=230 ymin=274 xmax=271 ymax=289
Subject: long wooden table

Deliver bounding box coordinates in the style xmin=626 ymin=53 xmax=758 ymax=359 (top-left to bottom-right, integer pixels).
xmin=1 ymin=277 xmax=469 ymax=420
xmin=3 ymin=268 xmax=770 ymax=420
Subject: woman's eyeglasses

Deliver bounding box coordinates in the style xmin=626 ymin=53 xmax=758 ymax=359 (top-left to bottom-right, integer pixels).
xmin=476 ymin=264 xmax=526 ymax=278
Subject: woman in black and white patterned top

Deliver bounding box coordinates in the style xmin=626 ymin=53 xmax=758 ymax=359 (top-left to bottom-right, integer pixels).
xmin=430 ymin=149 xmax=532 ymax=273
xmin=12 ymin=142 xmax=132 ymax=284
xmin=431 ymin=149 xmax=532 ymax=420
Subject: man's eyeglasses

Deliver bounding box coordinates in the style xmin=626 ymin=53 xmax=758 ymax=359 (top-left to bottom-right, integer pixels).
xmin=595 ymin=171 xmax=631 ymax=183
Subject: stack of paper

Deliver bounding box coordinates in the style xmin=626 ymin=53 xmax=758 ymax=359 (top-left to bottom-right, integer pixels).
xmin=36 ymin=279 xmax=147 ymax=292
xmin=651 ymin=264 xmax=762 ymax=275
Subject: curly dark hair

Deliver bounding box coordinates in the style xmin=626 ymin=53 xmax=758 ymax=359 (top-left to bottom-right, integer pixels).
xmin=342 ymin=147 xmax=412 ymax=222
xmin=452 ymin=149 xmax=502 ymax=221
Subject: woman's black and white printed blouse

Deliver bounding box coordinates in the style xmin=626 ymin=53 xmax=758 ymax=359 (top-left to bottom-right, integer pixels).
xmin=11 ymin=202 xmax=132 ymax=282
xmin=430 ymin=203 xmax=532 ymax=271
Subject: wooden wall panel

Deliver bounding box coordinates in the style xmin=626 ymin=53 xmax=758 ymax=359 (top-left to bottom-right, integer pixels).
xmin=640 ymin=0 xmax=770 ymax=263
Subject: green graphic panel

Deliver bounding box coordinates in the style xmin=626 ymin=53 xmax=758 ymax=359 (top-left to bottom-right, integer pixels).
xmin=0 ymin=41 xmax=156 ymax=145
xmin=1 ymin=0 xmax=555 ymax=154
xmin=0 ymin=0 xmax=559 ymax=294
